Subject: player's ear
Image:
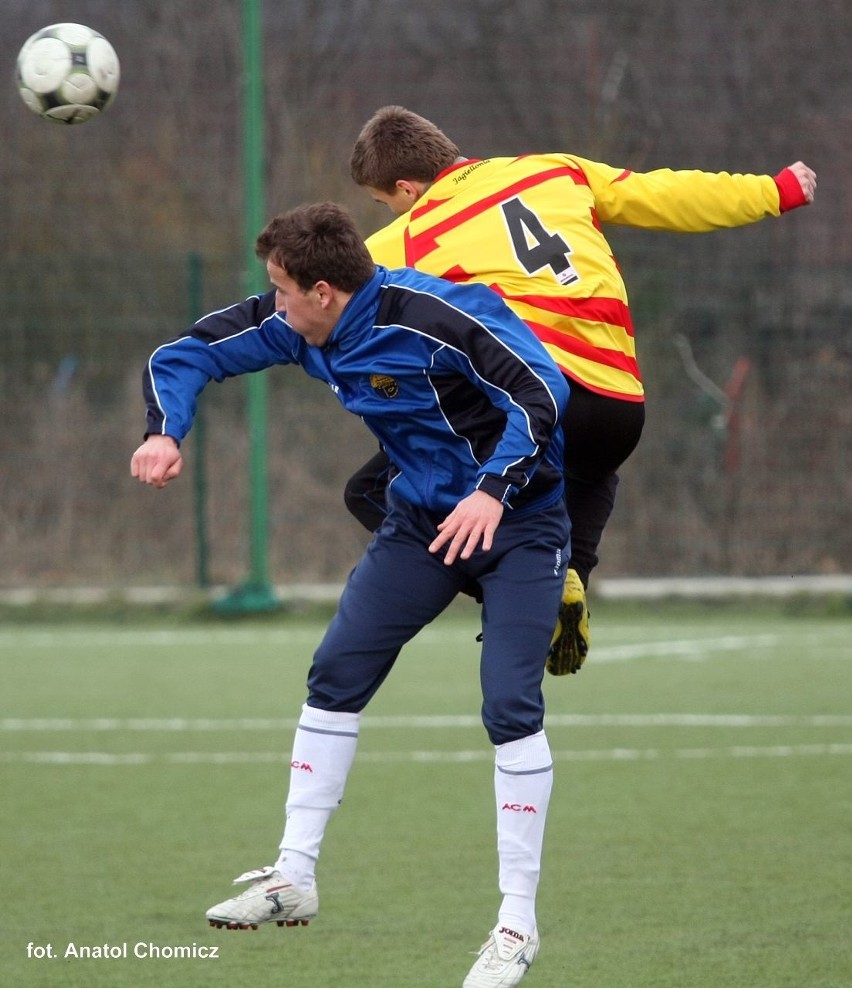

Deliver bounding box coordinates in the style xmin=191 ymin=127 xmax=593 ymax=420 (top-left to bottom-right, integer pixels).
xmin=395 ymin=180 xmax=420 ymax=200
xmin=314 ymin=281 xmax=334 ymax=307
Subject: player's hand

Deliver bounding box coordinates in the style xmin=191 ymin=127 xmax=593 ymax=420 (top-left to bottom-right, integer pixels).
xmin=787 ymin=161 xmax=816 ymax=203
xmin=130 ymin=434 xmax=184 ymax=489
xmin=429 ymin=490 xmax=504 ymax=565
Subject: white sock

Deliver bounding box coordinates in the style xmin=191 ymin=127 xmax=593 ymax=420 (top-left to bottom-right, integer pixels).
xmin=275 ymin=704 xmax=360 ymax=889
xmin=493 ymin=730 xmax=553 ymax=934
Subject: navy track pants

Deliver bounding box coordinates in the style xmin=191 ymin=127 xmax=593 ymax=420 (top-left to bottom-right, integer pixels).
xmin=306 ymin=493 xmax=570 ymax=745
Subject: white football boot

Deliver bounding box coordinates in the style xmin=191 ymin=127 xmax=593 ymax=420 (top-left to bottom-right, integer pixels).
xmin=206 ymin=866 xmax=318 ymax=930
xmin=463 ymin=925 xmax=540 ymax=987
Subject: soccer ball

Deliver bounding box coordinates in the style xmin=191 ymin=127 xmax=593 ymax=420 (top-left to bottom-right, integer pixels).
xmin=16 ymin=23 xmax=120 ymax=125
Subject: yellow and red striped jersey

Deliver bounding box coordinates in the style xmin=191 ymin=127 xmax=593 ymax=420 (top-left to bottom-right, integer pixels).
xmin=366 ymin=154 xmax=788 ymax=400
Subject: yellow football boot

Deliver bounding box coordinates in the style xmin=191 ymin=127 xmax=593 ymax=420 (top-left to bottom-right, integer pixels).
xmin=546 ymin=568 xmax=590 ymax=676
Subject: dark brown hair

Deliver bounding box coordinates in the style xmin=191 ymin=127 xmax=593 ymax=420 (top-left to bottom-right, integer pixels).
xmin=350 ymin=105 xmax=460 ymax=192
xmin=255 ymin=202 xmax=375 ymax=292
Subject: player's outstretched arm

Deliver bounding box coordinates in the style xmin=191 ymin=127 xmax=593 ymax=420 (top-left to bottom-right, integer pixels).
xmin=130 ymin=434 xmax=183 ymax=489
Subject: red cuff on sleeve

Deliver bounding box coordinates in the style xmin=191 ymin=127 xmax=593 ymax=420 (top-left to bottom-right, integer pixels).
xmin=773 ymin=168 xmax=807 ymax=212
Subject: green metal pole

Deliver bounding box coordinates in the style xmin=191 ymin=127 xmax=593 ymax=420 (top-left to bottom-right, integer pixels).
xmin=188 ymin=251 xmax=210 ymax=589
xmin=214 ymin=0 xmax=278 ymax=612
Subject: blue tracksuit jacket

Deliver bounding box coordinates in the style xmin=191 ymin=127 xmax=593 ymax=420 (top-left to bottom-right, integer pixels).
xmin=143 ymin=265 xmax=569 ymax=516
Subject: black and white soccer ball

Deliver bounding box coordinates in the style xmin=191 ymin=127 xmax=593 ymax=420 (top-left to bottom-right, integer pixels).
xmin=16 ymin=23 xmax=120 ymax=125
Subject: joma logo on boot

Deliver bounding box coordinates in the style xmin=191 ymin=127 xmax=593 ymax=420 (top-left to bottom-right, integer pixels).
xmin=265 ymin=892 xmax=283 ymax=914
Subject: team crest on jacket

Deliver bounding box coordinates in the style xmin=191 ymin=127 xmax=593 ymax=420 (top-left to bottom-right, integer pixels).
xmin=370 ymin=373 xmax=399 ymax=398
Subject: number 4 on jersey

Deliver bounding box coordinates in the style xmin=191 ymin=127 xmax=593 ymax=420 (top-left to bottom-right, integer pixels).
xmin=502 ymin=197 xmax=580 ymax=286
